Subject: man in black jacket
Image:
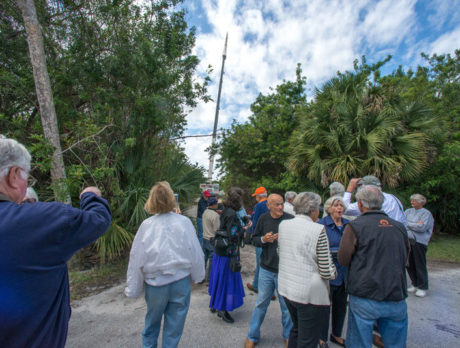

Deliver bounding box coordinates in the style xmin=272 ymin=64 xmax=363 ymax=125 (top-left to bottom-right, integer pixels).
xmin=245 ymin=194 xmax=294 ymax=348
xmin=338 ymin=185 xmax=409 ymax=348
xmin=196 ymin=189 xmax=210 ymax=247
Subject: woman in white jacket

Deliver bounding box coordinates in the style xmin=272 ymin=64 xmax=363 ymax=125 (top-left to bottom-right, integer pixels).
xmin=125 ymin=181 xmax=205 ymax=348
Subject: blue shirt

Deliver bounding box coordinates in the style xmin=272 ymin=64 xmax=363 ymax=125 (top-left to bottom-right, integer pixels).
xmin=0 ymin=193 xmax=111 ymax=348
xmin=318 ymin=215 xmax=349 ymax=286
xmin=249 ymin=199 xmax=268 ymax=234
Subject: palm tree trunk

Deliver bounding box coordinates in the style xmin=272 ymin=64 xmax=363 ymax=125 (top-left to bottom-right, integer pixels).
xmin=17 ymin=0 xmax=71 ymax=203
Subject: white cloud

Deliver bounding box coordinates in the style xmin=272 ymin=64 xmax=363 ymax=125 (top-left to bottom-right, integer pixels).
xmin=183 ymin=0 xmax=460 ymax=178
xmin=428 ymin=27 xmax=460 ymax=55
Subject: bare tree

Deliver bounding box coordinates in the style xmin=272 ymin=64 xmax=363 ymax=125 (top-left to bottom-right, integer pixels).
xmin=17 ymin=0 xmax=70 ymax=203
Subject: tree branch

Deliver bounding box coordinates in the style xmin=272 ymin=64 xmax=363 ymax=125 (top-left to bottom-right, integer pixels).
xmin=61 ymin=124 xmax=113 ymax=154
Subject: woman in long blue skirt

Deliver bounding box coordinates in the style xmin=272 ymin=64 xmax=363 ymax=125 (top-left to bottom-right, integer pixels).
xmin=208 ymin=187 xmax=246 ymax=323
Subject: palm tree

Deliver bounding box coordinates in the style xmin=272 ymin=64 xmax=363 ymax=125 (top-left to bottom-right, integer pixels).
xmin=288 ymin=71 xmax=433 ymax=188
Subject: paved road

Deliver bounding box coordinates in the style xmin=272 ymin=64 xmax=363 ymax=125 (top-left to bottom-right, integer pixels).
xmin=67 ymin=246 xmax=460 ymax=348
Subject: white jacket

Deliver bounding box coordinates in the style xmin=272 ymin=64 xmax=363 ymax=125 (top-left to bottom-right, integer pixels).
xmin=125 ymin=212 xmax=205 ymax=298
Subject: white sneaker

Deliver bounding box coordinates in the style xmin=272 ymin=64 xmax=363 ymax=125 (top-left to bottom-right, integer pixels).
xmin=407 ymin=285 xmax=417 ymax=293
xmin=415 ymin=289 xmax=426 ymax=297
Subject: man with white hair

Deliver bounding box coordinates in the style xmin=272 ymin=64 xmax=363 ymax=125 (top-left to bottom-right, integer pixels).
xmin=338 ymin=185 xmax=409 ymax=348
xmin=283 ymin=191 xmax=296 ymax=215
xmin=0 ymin=137 xmax=112 ymax=347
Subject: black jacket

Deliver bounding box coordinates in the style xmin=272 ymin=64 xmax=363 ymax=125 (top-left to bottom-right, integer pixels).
xmin=252 ymin=212 xmax=294 ymax=273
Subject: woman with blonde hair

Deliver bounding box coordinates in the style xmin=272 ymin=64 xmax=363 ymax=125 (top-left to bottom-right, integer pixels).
xmin=125 ymin=181 xmax=205 ymax=348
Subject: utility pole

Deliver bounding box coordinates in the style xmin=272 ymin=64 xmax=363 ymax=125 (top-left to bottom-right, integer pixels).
xmin=207 ymin=33 xmax=228 ymax=183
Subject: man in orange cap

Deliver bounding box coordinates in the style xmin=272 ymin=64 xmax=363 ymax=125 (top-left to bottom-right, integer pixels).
xmin=246 ymin=186 xmax=269 ymax=294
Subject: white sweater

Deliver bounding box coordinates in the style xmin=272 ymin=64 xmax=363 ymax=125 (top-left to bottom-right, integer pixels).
xmin=125 ymin=212 xmax=205 ymax=298
xmin=278 ymin=215 xmax=335 ymax=305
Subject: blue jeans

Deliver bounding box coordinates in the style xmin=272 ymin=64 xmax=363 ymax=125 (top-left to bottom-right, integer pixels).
xmin=347 ymin=295 xmax=408 ymax=348
xmin=202 ymin=238 xmax=214 ymax=280
xmin=251 ymin=247 xmax=262 ymax=289
xmin=143 ymin=277 xmax=191 ymax=348
xmin=248 ymin=267 xmax=293 ymax=342
xmin=196 ymin=218 xmax=203 ymax=247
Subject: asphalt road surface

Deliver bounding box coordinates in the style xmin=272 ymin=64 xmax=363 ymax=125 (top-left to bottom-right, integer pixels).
xmin=67 ymin=246 xmax=460 ymax=348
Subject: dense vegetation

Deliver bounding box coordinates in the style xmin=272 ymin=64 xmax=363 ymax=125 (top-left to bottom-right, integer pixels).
xmin=1 ymin=0 xmax=208 ymax=263
xmin=2 ymin=0 xmax=458 ymax=270
xmin=218 ymin=52 xmax=460 ymax=234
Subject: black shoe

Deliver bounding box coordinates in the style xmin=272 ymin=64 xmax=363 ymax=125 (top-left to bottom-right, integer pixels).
xmin=217 ymin=310 xmax=234 ymax=323
xmin=210 ymin=307 xmax=216 ymax=313
xmin=247 ymin=283 xmax=258 ymax=293
xmin=330 ymin=334 xmax=345 ymax=347
xmin=271 ymin=295 xmax=276 ymax=301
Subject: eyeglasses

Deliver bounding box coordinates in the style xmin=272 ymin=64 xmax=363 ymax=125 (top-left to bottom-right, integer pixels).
xmin=18 ymin=168 xmax=36 ymax=188
xmin=27 ymin=174 xmax=37 ymax=188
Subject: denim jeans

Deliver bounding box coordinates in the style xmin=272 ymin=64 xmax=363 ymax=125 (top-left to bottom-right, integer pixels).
xmin=202 ymin=238 xmax=214 ymax=280
xmin=347 ymin=295 xmax=408 ymax=348
xmin=251 ymin=246 xmax=262 ymax=290
xmin=143 ymin=276 xmax=191 ymax=348
xmin=196 ymin=218 xmax=203 ymax=247
xmin=248 ymin=267 xmax=292 ymax=342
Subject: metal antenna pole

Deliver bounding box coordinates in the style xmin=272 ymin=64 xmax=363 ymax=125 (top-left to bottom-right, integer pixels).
xmin=208 ymin=33 xmax=228 ymax=183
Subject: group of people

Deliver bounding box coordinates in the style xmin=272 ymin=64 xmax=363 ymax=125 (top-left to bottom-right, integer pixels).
xmin=0 ymin=135 xmax=435 ymax=348
xmin=199 ymin=178 xmax=434 ymax=348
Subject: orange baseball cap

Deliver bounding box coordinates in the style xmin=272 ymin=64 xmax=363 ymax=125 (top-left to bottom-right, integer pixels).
xmin=251 ymin=187 xmax=267 ymax=197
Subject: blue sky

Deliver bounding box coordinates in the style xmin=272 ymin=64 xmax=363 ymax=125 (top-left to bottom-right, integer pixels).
xmin=177 ymin=0 xmax=460 ymax=177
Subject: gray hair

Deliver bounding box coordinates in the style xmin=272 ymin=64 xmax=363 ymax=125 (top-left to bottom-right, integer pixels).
xmin=25 ymin=187 xmax=39 ymax=202
xmin=293 ymin=192 xmax=322 ymax=216
xmin=357 ymin=175 xmax=381 ymax=188
xmin=356 ymin=185 xmax=384 ymax=210
xmin=0 ymin=137 xmax=31 ymax=180
xmin=284 ymin=191 xmax=297 ymax=202
xmin=329 ymin=182 xmax=345 ymax=197
xmin=410 ymin=194 xmax=426 ymax=205
xmin=258 ymin=192 xmax=268 ymax=198
xmin=323 ymin=196 xmax=347 ymax=216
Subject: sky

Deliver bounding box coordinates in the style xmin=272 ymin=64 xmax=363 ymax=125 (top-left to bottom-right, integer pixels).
xmin=177 ymin=0 xmax=460 ymax=179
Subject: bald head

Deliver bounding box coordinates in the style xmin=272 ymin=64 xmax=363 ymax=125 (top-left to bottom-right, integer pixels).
xmin=267 ymin=193 xmax=284 ymax=218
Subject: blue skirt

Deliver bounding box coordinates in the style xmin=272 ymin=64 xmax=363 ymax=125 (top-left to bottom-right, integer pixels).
xmin=208 ymin=252 xmax=245 ymax=311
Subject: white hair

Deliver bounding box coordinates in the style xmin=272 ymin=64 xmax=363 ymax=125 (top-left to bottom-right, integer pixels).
xmin=0 ymin=137 xmax=31 ymax=180
xmin=293 ymin=192 xmax=322 ymax=216
xmin=410 ymin=194 xmax=426 ymax=205
xmin=24 ymin=187 xmax=39 ymax=202
xmin=284 ymin=191 xmax=297 ymax=201
xmin=329 ymin=182 xmax=345 ymax=196
xmin=356 ymin=185 xmax=384 ymax=210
